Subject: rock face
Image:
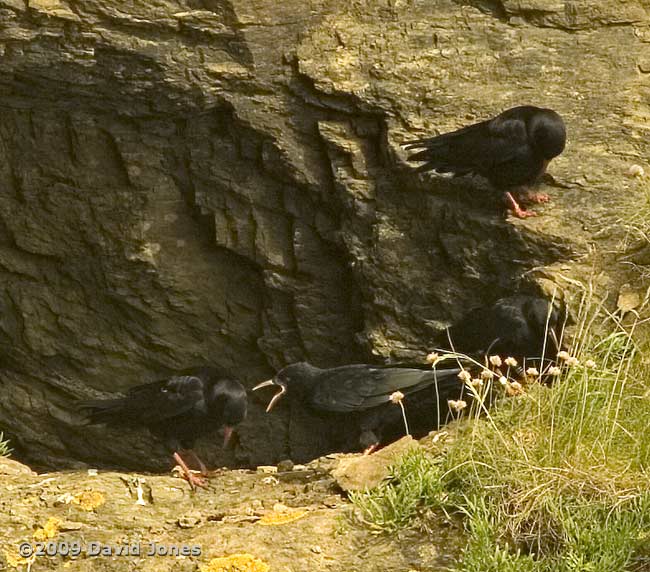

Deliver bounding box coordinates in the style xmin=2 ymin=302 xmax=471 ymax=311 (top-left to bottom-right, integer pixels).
xmin=0 ymin=0 xmax=648 ymax=469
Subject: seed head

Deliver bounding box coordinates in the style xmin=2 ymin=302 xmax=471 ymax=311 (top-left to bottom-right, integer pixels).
xmin=557 ymin=350 xmax=571 ymax=361
xmin=498 ymin=376 xmax=508 ymax=386
xmin=480 ymin=369 xmax=494 ymax=380
xmin=548 ymin=366 xmax=562 ymax=376
xmin=448 ymin=399 xmax=467 ymax=412
xmin=390 ymin=391 xmax=405 ymax=404
xmin=489 ymin=355 xmax=502 ymax=367
xmin=584 ymin=359 xmax=596 ymax=369
xmin=506 ymin=380 xmax=524 ymax=396
xmin=457 ymin=369 xmax=472 ymax=383
xmin=566 ymin=356 xmax=580 ymax=367
xmin=425 ymin=352 xmax=440 ymax=364
xmin=504 ymin=357 xmax=518 ymax=367
xmin=526 ymin=367 xmax=540 ymax=377
xmin=471 ymin=378 xmax=484 ymax=389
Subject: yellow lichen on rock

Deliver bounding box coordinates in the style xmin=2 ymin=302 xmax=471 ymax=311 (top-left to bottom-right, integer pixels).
xmin=258 ymin=507 xmax=308 ymax=526
xmin=33 ymin=516 xmax=61 ymax=541
xmin=3 ymin=549 xmax=36 ymax=569
xmin=199 ymin=553 xmax=270 ymax=572
xmin=71 ymin=490 xmax=105 ymax=511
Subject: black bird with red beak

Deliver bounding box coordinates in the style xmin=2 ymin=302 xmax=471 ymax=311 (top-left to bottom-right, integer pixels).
xmin=254 ymin=362 xmax=465 ymax=452
xmin=79 ymin=366 xmax=247 ymax=489
xmin=403 ymin=105 xmax=567 ymax=218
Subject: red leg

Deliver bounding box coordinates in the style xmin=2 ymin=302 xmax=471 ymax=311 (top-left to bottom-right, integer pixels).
xmin=173 ymin=452 xmax=206 ymax=490
xmin=182 ymin=449 xmax=209 ymax=476
xmin=505 ymin=192 xmax=537 ymax=218
xmin=363 ymin=443 xmax=379 ymax=455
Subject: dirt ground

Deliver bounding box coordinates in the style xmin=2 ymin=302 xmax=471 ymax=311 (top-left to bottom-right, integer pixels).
xmin=0 ymin=454 xmax=462 ymax=572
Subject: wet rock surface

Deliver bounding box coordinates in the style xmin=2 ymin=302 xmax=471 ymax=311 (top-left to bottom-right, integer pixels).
xmin=0 ymin=0 xmax=648 ymax=468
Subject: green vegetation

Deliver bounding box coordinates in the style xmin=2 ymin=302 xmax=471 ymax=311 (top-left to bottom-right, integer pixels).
xmin=0 ymin=432 xmax=10 ymax=457
xmin=350 ymin=294 xmax=650 ymax=571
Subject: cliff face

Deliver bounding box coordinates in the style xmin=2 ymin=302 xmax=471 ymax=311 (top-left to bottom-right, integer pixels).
xmin=0 ymin=0 xmax=648 ymax=470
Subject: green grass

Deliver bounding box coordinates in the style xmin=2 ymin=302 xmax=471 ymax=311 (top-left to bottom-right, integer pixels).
xmin=350 ymin=294 xmax=650 ymax=571
xmin=0 ymin=432 xmax=10 ymax=457
xmin=349 ymin=448 xmax=447 ymax=533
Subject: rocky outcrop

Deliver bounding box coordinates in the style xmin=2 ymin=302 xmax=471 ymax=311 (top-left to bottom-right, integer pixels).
xmin=0 ymin=0 xmax=648 ymax=469
xmin=0 ymin=456 xmax=463 ymax=571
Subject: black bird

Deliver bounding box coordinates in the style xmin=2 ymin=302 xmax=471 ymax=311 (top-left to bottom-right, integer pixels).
xmin=79 ymin=366 xmax=247 ymax=489
xmin=402 ymin=105 xmax=566 ymax=218
xmin=253 ymin=362 xmax=466 ymax=452
xmin=443 ymin=295 xmax=568 ymax=366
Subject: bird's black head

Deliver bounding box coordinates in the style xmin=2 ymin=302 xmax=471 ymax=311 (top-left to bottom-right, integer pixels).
xmin=529 ymin=109 xmax=566 ymax=160
xmin=253 ymin=362 xmax=318 ymax=412
xmin=209 ymin=378 xmax=247 ymax=447
xmin=523 ymin=297 xmax=569 ymax=354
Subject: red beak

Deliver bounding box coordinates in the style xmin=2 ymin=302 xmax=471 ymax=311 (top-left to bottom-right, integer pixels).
xmin=222 ymin=426 xmax=234 ymax=448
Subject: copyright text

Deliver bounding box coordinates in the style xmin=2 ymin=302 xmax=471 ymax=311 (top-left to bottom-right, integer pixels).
xmin=18 ymin=541 xmax=202 ymax=558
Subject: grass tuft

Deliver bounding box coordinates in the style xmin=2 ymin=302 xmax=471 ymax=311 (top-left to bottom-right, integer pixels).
xmin=350 ymin=292 xmax=650 ymax=571
xmin=0 ymin=432 xmax=10 ymax=457
xmin=349 ymin=449 xmax=446 ymax=533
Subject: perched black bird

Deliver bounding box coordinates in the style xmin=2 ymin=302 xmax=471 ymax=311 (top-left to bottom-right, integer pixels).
xmin=443 ymin=295 xmax=568 ymax=365
xmin=403 ymin=105 xmax=566 ymax=218
xmin=254 ymin=362 xmax=466 ymax=452
xmin=79 ymin=366 xmax=247 ymax=489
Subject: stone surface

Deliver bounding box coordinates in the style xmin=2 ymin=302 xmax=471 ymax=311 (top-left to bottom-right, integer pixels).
xmin=0 ymin=457 xmax=36 ymax=476
xmin=332 ymin=436 xmax=419 ymax=492
xmin=0 ymin=0 xmax=647 ymax=469
xmin=0 ymin=460 xmax=462 ymax=571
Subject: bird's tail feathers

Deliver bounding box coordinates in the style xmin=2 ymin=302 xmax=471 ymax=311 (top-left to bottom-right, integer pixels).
xmin=402 ymin=123 xmax=487 ymax=170
xmin=76 ymin=398 xmax=129 ymax=424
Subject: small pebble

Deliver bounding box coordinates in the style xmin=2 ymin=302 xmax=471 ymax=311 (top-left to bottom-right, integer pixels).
xmin=59 ymin=521 xmax=83 ymax=532
xmin=628 ymin=164 xmax=645 ymax=178
xmin=177 ymin=515 xmax=201 ymax=529
xmin=322 ymin=496 xmax=340 ymax=508
xmin=277 ymin=460 xmax=294 ymax=472
xmin=256 ymin=465 xmax=278 ymax=474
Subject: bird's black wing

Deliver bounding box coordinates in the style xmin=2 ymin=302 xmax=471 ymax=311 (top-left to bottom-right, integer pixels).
xmin=403 ymin=107 xmax=531 ymax=176
xmin=79 ymin=375 xmax=206 ymax=425
xmin=309 ymin=365 xmax=461 ymax=413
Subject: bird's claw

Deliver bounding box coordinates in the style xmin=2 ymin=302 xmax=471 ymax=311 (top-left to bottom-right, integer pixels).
xmin=173 ymin=452 xmax=209 ymax=491
xmin=510 ymin=206 xmax=538 ymax=219
xmin=504 ymin=191 xmax=538 ymax=219
xmin=184 ymin=471 xmax=207 ymax=490
xmin=523 ymin=192 xmax=551 ymax=204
